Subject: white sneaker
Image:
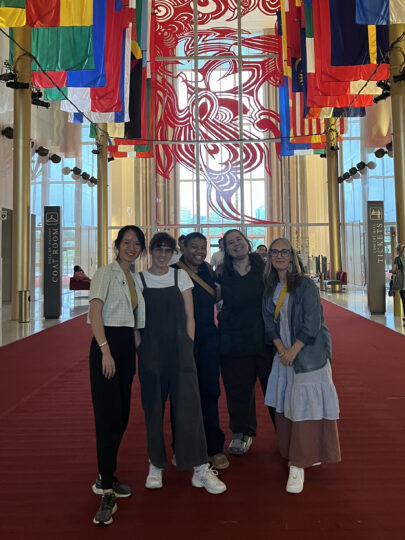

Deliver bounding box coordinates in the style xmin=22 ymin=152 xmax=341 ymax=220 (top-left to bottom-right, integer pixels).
xmin=192 ymin=464 xmax=227 ymax=494
xmin=286 ymin=465 xmax=304 ymax=494
xmin=145 ymin=463 xmax=163 ymax=489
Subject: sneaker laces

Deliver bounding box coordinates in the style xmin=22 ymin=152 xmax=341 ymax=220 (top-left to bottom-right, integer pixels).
xmin=100 ymin=493 xmax=115 ymax=510
xmin=205 ymin=465 xmax=219 ymax=478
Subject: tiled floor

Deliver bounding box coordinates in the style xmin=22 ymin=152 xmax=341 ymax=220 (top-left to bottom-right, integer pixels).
xmin=0 ymin=284 xmax=404 ymax=348
xmin=320 ymin=283 xmax=405 ymax=335
xmin=0 ymin=290 xmax=89 ymax=347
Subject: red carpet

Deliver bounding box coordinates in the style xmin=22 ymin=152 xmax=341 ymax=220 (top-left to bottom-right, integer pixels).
xmin=1 ymin=304 xmax=405 ymax=540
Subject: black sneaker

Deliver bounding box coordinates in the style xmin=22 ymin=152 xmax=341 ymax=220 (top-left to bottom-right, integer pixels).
xmin=93 ymin=492 xmax=117 ymax=525
xmin=92 ymin=475 xmax=132 ymax=498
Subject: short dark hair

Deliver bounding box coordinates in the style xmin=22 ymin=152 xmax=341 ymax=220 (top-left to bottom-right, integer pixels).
xmin=178 ymin=234 xmax=186 ymax=242
xmin=150 ymin=232 xmax=176 ymax=251
xmin=73 ymin=265 xmax=82 ymax=272
xmin=114 ymin=226 xmax=146 ymax=254
xmin=183 ymin=232 xmax=206 ymax=246
xmin=257 ymin=244 xmax=267 ymax=250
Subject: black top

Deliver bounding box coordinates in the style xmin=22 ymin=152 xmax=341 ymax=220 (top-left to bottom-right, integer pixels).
xmin=218 ymin=254 xmax=266 ymax=356
xmin=172 ymin=257 xmax=218 ymax=341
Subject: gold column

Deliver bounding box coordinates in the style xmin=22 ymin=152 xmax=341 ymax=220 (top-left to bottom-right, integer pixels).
xmin=11 ymin=26 xmax=32 ymax=321
xmin=97 ymin=123 xmax=108 ymax=266
xmin=326 ymin=118 xmax=342 ymax=279
xmin=389 ymin=25 xmax=405 ymax=316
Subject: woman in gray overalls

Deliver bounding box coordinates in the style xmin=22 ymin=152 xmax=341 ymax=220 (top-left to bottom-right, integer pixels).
xmin=135 ymin=232 xmax=226 ymax=495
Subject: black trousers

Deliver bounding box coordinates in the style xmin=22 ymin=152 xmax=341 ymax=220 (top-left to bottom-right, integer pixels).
xmin=221 ymin=349 xmax=275 ymax=437
xmin=89 ymin=326 xmax=136 ymax=490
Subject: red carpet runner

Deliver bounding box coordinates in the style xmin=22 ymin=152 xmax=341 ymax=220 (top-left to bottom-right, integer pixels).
xmin=0 ymin=302 xmax=405 ymax=540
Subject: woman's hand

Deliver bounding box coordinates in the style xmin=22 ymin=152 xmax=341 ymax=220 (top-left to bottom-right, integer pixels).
xmin=279 ymin=348 xmax=297 ymax=366
xmin=101 ymin=348 xmax=116 ymax=379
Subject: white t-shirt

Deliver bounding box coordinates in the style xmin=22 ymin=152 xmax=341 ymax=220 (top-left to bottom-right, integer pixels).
xmin=210 ymin=250 xmax=224 ymax=269
xmin=135 ymin=267 xmax=193 ymax=293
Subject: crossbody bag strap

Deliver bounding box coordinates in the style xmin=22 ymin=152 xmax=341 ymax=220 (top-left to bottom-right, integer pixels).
xmin=274 ymin=284 xmax=288 ymax=323
xmin=176 ymin=260 xmax=216 ymax=298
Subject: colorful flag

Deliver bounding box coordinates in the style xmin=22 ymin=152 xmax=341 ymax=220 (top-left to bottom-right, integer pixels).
xmin=0 ymin=0 xmax=92 ymax=28
xmin=10 ymin=26 xmax=94 ymax=71
xmin=356 ymin=0 xmax=405 ymax=25
xmin=32 ymin=0 xmax=107 ymax=89
xmin=314 ymin=0 xmax=390 ymax=83
xmin=329 ymin=0 xmax=389 ymax=67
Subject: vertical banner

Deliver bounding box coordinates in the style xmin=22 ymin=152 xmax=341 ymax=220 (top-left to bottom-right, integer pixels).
xmin=367 ymin=201 xmax=385 ymax=314
xmin=44 ymin=206 xmax=62 ymax=319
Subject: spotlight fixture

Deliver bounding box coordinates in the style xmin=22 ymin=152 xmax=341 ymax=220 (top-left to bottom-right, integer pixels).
xmin=349 ymin=167 xmax=358 ymax=176
xmin=32 ymin=98 xmax=50 ymax=108
xmin=81 ymin=172 xmax=90 ymax=181
xmin=6 ymin=80 xmax=29 ymax=90
xmin=374 ymin=148 xmax=386 ymax=158
xmin=91 ymin=148 xmax=100 ymax=155
xmin=35 ymin=146 xmax=49 ymax=157
xmin=72 ymin=167 xmax=82 ymax=176
xmin=1 ymin=126 xmax=13 ymax=139
xmin=88 ymin=180 xmax=96 ymax=187
xmin=89 ymin=176 xmax=98 ymax=185
xmin=393 ymin=70 xmax=405 ymax=83
xmin=352 ymin=172 xmax=361 ymax=179
xmin=367 ymin=161 xmax=377 ymax=169
xmin=0 ymin=71 xmax=16 ymax=82
xmin=342 ymin=172 xmax=350 ymax=180
xmin=107 ymin=156 xmax=115 ymax=162
xmin=356 ymin=161 xmax=367 ymax=173
xmin=330 ymin=145 xmax=339 ymax=152
xmin=49 ymin=154 xmax=61 ymax=164
xmin=338 ymin=176 xmax=344 ymax=184
xmin=376 ymin=80 xmax=391 ymax=93
xmin=319 ymin=153 xmax=326 ymax=158
xmin=62 ymin=166 xmax=72 ymax=175
xmin=386 ymin=141 xmax=393 ymax=152
xmin=373 ymin=91 xmax=390 ymax=104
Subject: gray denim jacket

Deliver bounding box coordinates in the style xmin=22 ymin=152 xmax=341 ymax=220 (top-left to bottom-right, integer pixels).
xmin=262 ymin=276 xmax=332 ymax=373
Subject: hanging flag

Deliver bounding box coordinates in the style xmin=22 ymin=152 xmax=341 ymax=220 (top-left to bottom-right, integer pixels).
xmin=356 ymin=0 xmax=405 ymax=25
xmin=10 ymin=26 xmax=94 ymax=71
xmin=328 ymin=0 xmax=389 ymax=67
xmin=302 ymin=2 xmax=375 ymax=110
xmin=314 ymin=0 xmax=390 ymax=83
xmin=0 ymin=0 xmax=92 ymax=28
xmin=32 ymin=0 xmax=107 ymax=89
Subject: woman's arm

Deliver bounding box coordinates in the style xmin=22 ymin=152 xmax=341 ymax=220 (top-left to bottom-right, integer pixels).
xmin=89 ymin=299 xmax=116 ymax=379
xmin=182 ymin=287 xmax=195 ymax=340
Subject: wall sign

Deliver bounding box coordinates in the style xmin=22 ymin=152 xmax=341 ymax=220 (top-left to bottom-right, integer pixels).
xmin=44 ymin=206 xmax=61 ymax=319
xmin=367 ymin=201 xmax=385 ymax=314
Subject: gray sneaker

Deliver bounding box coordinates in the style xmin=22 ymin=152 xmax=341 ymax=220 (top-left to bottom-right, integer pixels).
xmin=93 ymin=492 xmax=117 ymax=525
xmin=228 ymin=434 xmax=253 ymax=455
xmin=92 ymin=475 xmax=132 ymax=498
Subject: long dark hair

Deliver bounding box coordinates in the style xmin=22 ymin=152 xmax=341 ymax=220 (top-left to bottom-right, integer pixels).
xmin=222 ymin=229 xmax=263 ymax=276
xmin=114 ymin=225 xmax=146 ymax=255
xmin=263 ymin=237 xmax=303 ymax=294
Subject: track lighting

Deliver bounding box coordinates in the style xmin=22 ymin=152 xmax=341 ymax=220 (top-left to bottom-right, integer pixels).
xmin=1 ymin=126 xmax=13 ymax=139
xmin=6 ymin=80 xmax=29 ymax=90
xmin=375 ymin=148 xmax=387 ymax=158
xmin=49 ymin=154 xmax=61 ymax=164
xmin=81 ymin=172 xmax=90 ymax=181
xmin=393 ymin=70 xmax=405 ymax=83
xmin=35 ymin=146 xmax=49 ymax=157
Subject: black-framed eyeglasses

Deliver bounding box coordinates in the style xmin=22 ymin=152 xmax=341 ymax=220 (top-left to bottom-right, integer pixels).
xmin=269 ymin=249 xmax=291 ymax=258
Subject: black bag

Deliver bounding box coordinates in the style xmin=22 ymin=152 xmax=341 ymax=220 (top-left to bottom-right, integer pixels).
xmin=388 ymin=276 xmax=394 ymax=296
xmin=393 ymin=258 xmax=405 ymax=291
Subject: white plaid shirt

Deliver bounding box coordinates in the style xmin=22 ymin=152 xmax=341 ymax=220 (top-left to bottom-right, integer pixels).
xmin=88 ymin=260 xmax=145 ymax=329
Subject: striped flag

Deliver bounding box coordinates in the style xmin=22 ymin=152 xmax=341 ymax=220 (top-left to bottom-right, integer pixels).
xmin=0 ymin=0 xmax=92 ymax=27
xmin=356 ymin=0 xmax=405 ymax=24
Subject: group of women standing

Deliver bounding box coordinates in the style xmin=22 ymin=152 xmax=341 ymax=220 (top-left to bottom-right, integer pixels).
xmin=87 ymin=226 xmax=341 ymax=526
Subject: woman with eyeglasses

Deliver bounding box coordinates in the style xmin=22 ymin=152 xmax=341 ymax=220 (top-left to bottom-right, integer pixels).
xmin=262 ymin=237 xmax=341 ymax=494
xmin=218 ymin=229 xmax=275 ymax=457
xmin=134 ymin=232 xmax=226 ymax=495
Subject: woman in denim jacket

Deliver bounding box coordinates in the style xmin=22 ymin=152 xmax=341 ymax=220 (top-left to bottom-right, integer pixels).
xmin=262 ymin=237 xmax=341 ymax=494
